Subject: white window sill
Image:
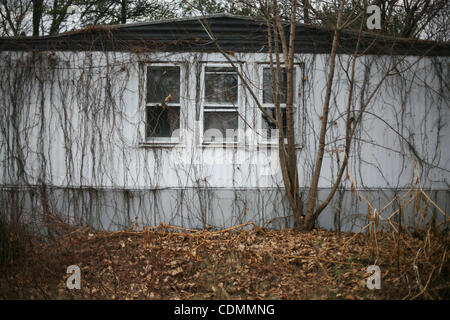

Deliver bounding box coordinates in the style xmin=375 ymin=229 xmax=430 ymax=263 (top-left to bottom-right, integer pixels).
xmin=138 ymin=140 xmax=183 ymax=148
xmin=201 ymin=141 xmax=243 ymax=148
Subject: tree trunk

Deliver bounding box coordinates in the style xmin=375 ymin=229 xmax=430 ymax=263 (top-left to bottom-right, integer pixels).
xmin=121 ymin=0 xmax=127 ymax=24
xmin=302 ymin=0 xmax=310 ymax=24
xmin=303 ymin=0 xmax=344 ymax=231
xmin=32 ymin=0 xmax=44 ymax=36
xmin=272 ymin=0 xmax=304 ymax=230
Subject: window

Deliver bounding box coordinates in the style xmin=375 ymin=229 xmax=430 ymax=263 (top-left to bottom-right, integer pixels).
xmin=145 ymin=65 xmax=181 ymax=141
xmin=261 ymin=66 xmax=297 ymax=141
xmin=202 ymin=66 xmax=240 ymax=144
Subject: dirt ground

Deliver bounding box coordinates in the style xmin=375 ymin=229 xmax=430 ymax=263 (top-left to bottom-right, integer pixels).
xmin=1 ymin=223 xmax=449 ymax=300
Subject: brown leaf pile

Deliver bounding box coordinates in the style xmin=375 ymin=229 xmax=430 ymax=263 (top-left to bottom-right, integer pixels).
xmin=1 ymin=224 xmax=448 ymax=300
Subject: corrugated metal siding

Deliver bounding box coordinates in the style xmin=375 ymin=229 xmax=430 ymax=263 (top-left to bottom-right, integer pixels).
xmin=1 ymin=15 xmax=449 ymax=56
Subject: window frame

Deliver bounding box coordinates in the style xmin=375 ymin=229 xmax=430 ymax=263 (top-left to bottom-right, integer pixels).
xmin=199 ymin=63 xmax=244 ymax=147
xmin=258 ymin=63 xmax=302 ymax=146
xmin=139 ymin=62 xmax=186 ymax=146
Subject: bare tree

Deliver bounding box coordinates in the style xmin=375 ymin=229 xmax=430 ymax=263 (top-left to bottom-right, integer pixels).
xmin=315 ymin=0 xmax=449 ymax=40
xmin=32 ymin=0 xmax=43 ymax=36
xmin=75 ymin=0 xmax=175 ymax=26
xmin=302 ymin=0 xmax=345 ymax=230
xmin=0 ymin=0 xmax=33 ymax=36
xmin=1 ymin=0 xmax=447 ymax=234
xmin=190 ymin=0 xmax=447 ymax=230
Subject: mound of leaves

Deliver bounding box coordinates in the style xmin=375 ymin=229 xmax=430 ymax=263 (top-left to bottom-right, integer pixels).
xmin=1 ymin=222 xmax=448 ymax=300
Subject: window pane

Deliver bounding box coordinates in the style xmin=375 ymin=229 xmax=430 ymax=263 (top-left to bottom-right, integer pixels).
xmin=263 ymin=68 xmax=296 ymax=104
xmin=147 ymin=66 xmax=180 ymax=104
xmin=203 ymin=111 xmax=239 ymax=142
xmin=146 ymin=106 xmax=180 ymax=138
xmin=204 ymin=67 xmax=238 ymax=104
xmin=262 ymin=107 xmax=286 ymax=139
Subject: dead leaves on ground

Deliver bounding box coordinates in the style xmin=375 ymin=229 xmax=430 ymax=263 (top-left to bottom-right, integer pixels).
xmin=2 ymin=225 xmax=448 ymax=300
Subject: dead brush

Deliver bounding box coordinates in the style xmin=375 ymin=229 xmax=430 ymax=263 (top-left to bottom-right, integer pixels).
xmin=0 ymin=213 xmax=29 ymax=275
xmin=0 ymin=210 xmax=41 ymax=298
xmin=346 ymin=168 xmax=449 ymax=299
xmin=0 ymin=205 xmax=90 ymax=299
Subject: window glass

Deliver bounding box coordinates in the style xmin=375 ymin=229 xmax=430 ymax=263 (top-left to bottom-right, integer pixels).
xmin=203 ymin=112 xmax=239 ymax=142
xmin=146 ymin=66 xmax=180 ymax=104
xmin=263 ymin=67 xmax=296 ymax=104
xmin=146 ymin=106 xmax=180 ymax=138
xmin=203 ymin=66 xmax=240 ymax=143
xmin=204 ymin=67 xmax=238 ymax=104
xmin=261 ymin=107 xmax=286 ymax=139
xmin=145 ymin=66 xmax=181 ymax=140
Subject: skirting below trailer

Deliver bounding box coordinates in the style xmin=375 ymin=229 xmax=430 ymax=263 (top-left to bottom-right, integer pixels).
xmin=1 ymin=186 xmax=448 ymax=233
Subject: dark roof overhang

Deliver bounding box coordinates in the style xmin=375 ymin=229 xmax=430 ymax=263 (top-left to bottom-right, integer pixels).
xmin=0 ymin=13 xmax=448 ymax=56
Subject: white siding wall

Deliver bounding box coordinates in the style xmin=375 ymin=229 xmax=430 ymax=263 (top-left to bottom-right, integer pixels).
xmin=0 ymin=50 xmax=448 ymax=230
